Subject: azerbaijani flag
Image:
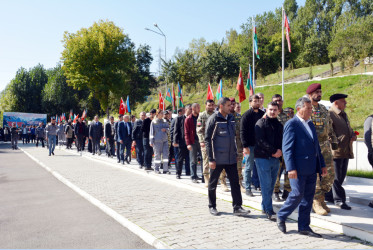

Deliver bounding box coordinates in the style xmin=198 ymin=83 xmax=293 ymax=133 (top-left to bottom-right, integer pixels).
xmin=246 ymin=64 xmax=255 ymax=96
xmin=216 ymin=79 xmax=223 ymax=100
xmin=165 ymin=88 xmax=173 ymax=103
xmin=178 ymin=82 xmax=184 ymax=108
xmin=172 ymin=84 xmax=176 ymax=112
xmin=253 ymin=26 xmax=260 ymax=59
xmin=126 ymin=96 xmax=131 ymax=113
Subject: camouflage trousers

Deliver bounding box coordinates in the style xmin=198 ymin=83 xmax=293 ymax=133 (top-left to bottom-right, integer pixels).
xmin=314 ymin=142 xmax=335 ymax=201
xmin=274 ymin=158 xmax=291 ymax=193
xmin=201 ymin=146 xmax=210 ymax=178
xmin=220 ymin=152 xmax=243 ymax=185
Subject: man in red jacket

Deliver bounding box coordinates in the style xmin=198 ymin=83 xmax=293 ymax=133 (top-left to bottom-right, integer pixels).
xmin=185 ymin=103 xmax=201 ymax=183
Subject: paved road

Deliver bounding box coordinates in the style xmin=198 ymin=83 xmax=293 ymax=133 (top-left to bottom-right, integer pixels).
xmin=12 ymin=143 xmax=372 ymax=249
xmin=0 ymin=143 xmax=152 ymax=249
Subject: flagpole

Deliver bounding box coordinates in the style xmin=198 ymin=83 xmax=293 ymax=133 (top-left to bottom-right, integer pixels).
xmin=252 ymin=17 xmax=255 ymax=90
xmin=282 ymin=6 xmax=285 ymax=102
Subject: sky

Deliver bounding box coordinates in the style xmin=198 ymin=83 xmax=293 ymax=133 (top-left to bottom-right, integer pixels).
xmin=0 ymin=0 xmax=306 ymax=92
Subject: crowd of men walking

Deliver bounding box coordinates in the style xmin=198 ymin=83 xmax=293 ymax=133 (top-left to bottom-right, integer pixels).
xmin=2 ymin=82 xmax=373 ymax=237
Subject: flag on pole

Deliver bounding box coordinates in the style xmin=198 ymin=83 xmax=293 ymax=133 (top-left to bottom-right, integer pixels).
xmin=172 ymin=84 xmax=176 ymax=112
xmin=216 ymin=80 xmax=223 ymax=100
xmin=126 ymin=96 xmax=131 ymax=113
xmin=177 ymin=82 xmax=184 ymax=108
xmin=56 ymin=115 xmax=59 ymax=123
xmin=246 ymin=64 xmax=255 ymax=96
xmin=165 ymin=88 xmax=173 ymax=103
xmin=159 ymin=91 xmax=165 ymax=110
xmin=284 ymin=11 xmax=291 ymax=53
xmin=236 ymin=67 xmax=246 ymax=103
xmin=69 ymin=110 xmax=73 ymax=120
xmin=81 ymin=109 xmax=86 ymax=121
xmin=119 ymin=97 xmax=125 ymax=115
xmin=73 ymin=114 xmax=79 ymax=123
xmin=253 ymin=26 xmax=260 ymax=59
xmin=207 ymin=83 xmax=214 ymax=100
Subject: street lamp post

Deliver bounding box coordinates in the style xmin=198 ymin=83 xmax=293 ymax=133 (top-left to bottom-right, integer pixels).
xmin=145 ymin=23 xmax=167 ymax=94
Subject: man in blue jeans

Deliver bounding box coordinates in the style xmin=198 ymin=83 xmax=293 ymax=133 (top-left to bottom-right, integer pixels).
xmin=45 ymin=117 xmax=59 ymax=156
xmin=240 ymin=94 xmax=264 ymax=196
xmin=254 ymin=102 xmax=283 ymax=219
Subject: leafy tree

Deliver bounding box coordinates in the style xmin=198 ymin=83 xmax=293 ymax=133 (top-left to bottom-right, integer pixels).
xmin=61 ymin=20 xmax=136 ymax=117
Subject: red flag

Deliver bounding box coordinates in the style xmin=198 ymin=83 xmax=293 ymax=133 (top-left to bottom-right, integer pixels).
xmin=284 ymin=11 xmax=291 ymax=53
xmin=81 ymin=109 xmax=86 ymax=121
xmin=172 ymin=85 xmax=176 ymax=112
xmin=159 ymin=91 xmax=165 ymax=111
xmin=207 ymin=83 xmax=214 ymax=100
xmin=119 ymin=97 xmax=125 ymax=115
xmin=236 ymin=67 xmax=246 ymax=103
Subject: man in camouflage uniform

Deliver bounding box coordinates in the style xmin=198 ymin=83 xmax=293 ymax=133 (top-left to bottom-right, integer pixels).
xmin=307 ymin=83 xmax=338 ymax=215
xmin=197 ymin=99 xmax=215 ymax=187
xmin=272 ymin=94 xmax=292 ymax=202
xmin=219 ymin=98 xmax=245 ymax=192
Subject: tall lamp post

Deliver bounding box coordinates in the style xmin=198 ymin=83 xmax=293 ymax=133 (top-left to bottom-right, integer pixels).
xmin=145 ymin=23 xmax=167 ymax=93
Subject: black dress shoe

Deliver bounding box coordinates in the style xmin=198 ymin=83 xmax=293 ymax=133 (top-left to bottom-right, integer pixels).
xmin=369 ymin=201 xmax=373 ymax=208
xmin=126 ymin=159 xmax=130 ymax=164
xmin=299 ymin=229 xmax=322 ymax=238
xmin=233 ymin=207 xmax=250 ymax=216
xmin=209 ymin=207 xmax=219 ymax=216
xmin=176 ymin=175 xmax=181 ymax=179
xmin=273 ymin=192 xmax=282 ymax=202
xmin=117 ymin=159 xmax=120 ymax=163
xmin=282 ymin=190 xmax=289 ymax=200
xmin=277 ymin=218 xmax=286 ymax=233
xmin=265 ymin=212 xmax=272 ymax=220
xmin=121 ymin=161 xmax=125 ymax=165
xmin=336 ymin=202 xmax=351 ymax=210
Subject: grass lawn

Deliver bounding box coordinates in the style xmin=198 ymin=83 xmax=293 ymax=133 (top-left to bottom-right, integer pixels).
xmin=347 ymin=170 xmax=373 ymax=179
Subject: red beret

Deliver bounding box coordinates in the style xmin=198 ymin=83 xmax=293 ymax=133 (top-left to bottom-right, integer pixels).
xmin=229 ymin=97 xmax=236 ymax=103
xmin=306 ymin=83 xmax=321 ymax=94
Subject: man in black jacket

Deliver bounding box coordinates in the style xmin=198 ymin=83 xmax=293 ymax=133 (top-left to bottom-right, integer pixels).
xmin=132 ymin=112 xmax=146 ymax=168
xmin=105 ymin=116 xmax=115 ymax=157
xmin=254 ymin=101 xmax=283 ymax=219
xmin=173 ymin=105 xmax=192 ymax=179
xmin=142 ymin=109 xmax=156 ymax=170
xmin=205 ymin=97 xmax=250 ymax=216
xmin=74 ymin=117 xmax=86 ymax=154
xmin=240 ymin=94 xmax=265 ymax=196
xmin=171 ymin=108 xmax=184 ymax=170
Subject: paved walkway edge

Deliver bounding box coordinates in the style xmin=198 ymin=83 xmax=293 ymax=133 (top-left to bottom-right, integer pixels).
xmin=20 ymin=148 xmax=170 ymax=249
xmin=72 ymin=150 xmax=373 ymax=243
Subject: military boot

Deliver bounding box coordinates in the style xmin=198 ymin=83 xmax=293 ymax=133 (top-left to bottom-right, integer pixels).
xmin=239 ymin=180 xmax=246 ymax=193
xmin=321 ymin=197 xmax=331 ymax=213
xmin=204 ymin=175 xmax=210 ymax=188
xmin=312 ymin=200 xmax=328 ymax=216
xmin=221 ymin=183 xmax=230 ymax=192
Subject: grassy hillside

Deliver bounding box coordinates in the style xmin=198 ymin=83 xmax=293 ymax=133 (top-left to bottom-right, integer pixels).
xmin=133 ymin=74 xmax=373 ymax=137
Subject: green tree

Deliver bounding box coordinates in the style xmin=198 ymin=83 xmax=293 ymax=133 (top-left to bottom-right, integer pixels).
xmin=61 ymin=20 xmax=136 ymax=118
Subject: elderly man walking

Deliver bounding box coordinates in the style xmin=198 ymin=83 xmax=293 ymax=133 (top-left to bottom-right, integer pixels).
xmin=277 ymin=97 xmax=326 ymax=238
xmin=325 ymin=94 xmax=356 ymax=210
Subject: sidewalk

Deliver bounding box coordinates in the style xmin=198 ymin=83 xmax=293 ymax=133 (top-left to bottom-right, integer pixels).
xmin=19 ymin=144 xmax=373 ymax=249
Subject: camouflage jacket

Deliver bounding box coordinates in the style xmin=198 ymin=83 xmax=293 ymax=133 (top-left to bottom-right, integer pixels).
xmin=277 ymin=109 xmax=290 ymax=126
xmin=197 ymin=110 xmax=214 ymax=143
xmin=234 ymin=112 xmax=243 ymax=150
xmin=311 ymin=103 xmax=338 ymax=147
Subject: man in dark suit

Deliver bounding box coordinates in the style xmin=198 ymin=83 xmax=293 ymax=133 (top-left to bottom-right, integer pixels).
xmin=89 ymin=115 xmax=103 ymax=155
xmin=277 ymin=97 xmax=327 ymax=238
xmin=105 ymin=116 xmax=115 ymax=157
xmin=115 ymin=114 xmax=124 ymax=163
xmin=119 ymin=115 xmax=133 ymax=164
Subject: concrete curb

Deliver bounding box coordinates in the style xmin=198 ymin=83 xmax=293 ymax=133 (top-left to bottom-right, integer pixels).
xmin=19 ymin=147 xmax=170 ymax=249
